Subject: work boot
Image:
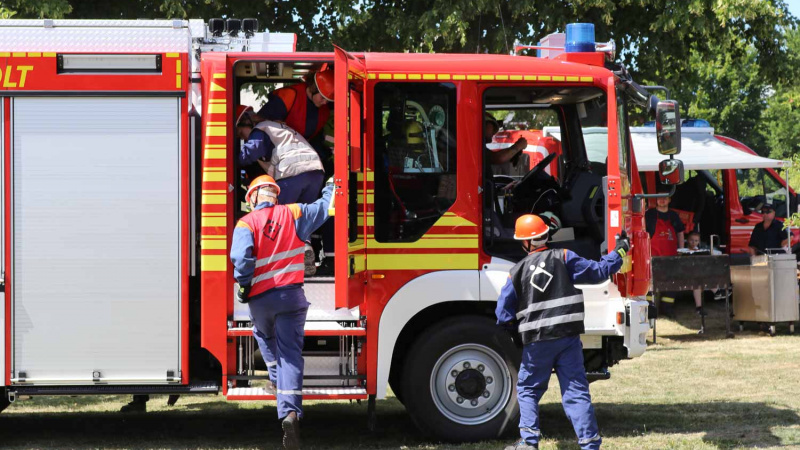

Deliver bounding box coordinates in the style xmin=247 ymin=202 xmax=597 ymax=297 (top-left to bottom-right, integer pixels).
xmin=503 ymin=439 xmax=538 ymax=450
xmin=282 ymin=411 xmax=300 ymax=450
xmin=304 ymin=244 xmax=316 ymax=276
xmin=316 ymin=257 xmax=334 ymax=277
xmin=696 ymin=306 xmax=708 ymax=317
xmin=120 ymin=395 xmax=149 ymax=413
xmin=167 ymin=394 xmax=180 ymax=406
xmin=265 ymin=380 xmax=277 ymax=394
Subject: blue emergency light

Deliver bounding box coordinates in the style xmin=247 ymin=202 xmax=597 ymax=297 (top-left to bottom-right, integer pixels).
xmin=565 ymin=23 xmax=595 ymax=53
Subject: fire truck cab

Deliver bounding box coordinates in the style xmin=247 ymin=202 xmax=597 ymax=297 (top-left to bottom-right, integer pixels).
xmin=0 ymin=19 xmax=665 ymax=442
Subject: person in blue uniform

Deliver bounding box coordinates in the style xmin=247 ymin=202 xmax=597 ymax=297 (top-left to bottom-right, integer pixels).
xmin=748 ymin=203 xmax=789 ymax=255
xmin=230 ymin=175 xmax=333 ymax=450
xmin=497 ymin=214 xmax=630 ymax=450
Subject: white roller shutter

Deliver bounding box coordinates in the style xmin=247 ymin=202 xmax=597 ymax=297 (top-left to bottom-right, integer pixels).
xmin=12 ymin=97 xmax=182 ymax=384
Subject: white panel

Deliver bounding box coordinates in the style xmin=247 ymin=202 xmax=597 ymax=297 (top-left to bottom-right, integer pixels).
xmin=0 ymin=20 xmax=191 ymax=53
xmin=12 ymin=97 xmax=181 ymax=383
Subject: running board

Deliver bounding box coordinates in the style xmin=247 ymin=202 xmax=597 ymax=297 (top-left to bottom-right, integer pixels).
xmin=227 ymin=386 xmax=368 ymax=401
xmin=228 ymin=322 xmax=366 ymax=337
xmin=9 ymin=381 xmax=220 ymax=396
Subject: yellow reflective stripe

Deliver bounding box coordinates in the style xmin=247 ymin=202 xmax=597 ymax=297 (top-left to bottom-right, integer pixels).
xmin=510 ymin=75 xmax=523 ymax=80
xmin=201 ymin=239 xmax=227 ymax=250
xmin=166 ymin=53 xmax=180 ymax=58
xmin=408 ymin=74 xmax=422 ymax=80
xmin=27 ymin=52 xmax=41 ymax=57
xmin=580 ymin=77 xmax=593 ymax=82
xmin=538 ymin=75 xmax=551 ymax=81
xmin=350 ymin=254 xmax=366 ymax=274
xmin=378 ymin=73 xmax=392 ymax=80
xmin=175 ymin=60 xmax=182 ymax=74
xmin=205 ymin=150 xmax=226 ymax=159
xmin=495 ymin=75 xmax=509 ymax=81
xmin=0 ymin=53 xmax=9 ymax=57
xmin=202 ymin=217 xmax=227 ymax=227
xmin=12 ymin=52 xmax=25 ymax=57
xmin=176 ymin=74 xmax=182 ymax=89
xmin=436 ymin=214 xmax=477 ymax=227
xmin=368 ymin=238 xmax=478 ymax=249
xmin=422 ymin=74 xmax=436 ymax=80
xmin=202 ymin=194 xmax=226 ymax=204
xmin=552 ymin=76 xmax=565 ymax=81
xmin=453 ymin=75 xmax=466 ymax=80
xmin=438 ymin=74 xmax=451 ymax=80
xmin=206 ymin=125 xmax=226 ymax=137
xmin=567 ymin=76 xmax=579 ymax=82
xmin=203 ymin=171 xmax=226 ymax=182
xmin=213 ymin=73 xmax=226 ymax=79
xmin=201 ymin=255 xmax=227 ymax=271
xmin=211 ymin=82 xmax=225 ymax=91
xmin=467 ymin=75 xmax=480 ymax=80
xmin=661 ymin=296 xmax=675 ymax=304
xmin=43 ymin=52 xmax=56 ymax=57
xmin=367 ymin=253 xmax=478 ymax=270
xmin=524 ymin=75 xmax=536 ymax=80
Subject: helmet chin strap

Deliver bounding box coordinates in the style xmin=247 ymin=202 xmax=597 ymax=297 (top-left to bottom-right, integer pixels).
xmin=522 ymin=237 xmax=548 ymax=252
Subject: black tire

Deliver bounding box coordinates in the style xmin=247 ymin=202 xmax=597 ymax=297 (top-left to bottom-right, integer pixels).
xmin=400 ymin=315 xmax=520 ymax=442
xmin=388 ymin=371 xmax=405 ymax=405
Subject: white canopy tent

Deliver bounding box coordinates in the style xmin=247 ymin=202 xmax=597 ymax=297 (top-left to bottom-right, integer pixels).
xmin=543 ymin=126 xmax=792 ymax=171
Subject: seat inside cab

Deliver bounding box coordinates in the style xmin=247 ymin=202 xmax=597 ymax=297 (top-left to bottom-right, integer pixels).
xmin=482 ymin=86 xmax=609 ymax=263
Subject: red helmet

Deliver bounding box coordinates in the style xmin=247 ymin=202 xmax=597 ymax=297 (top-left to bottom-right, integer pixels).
xmin=246 ymin=175 xmax=280 ymax=203
xmin=514 ymin=214 xmax=550 ymax=241
xmin=313 ymin=69 xmax=334 ymax=102
xmin=235 ymin=105 xmax=254 ymax=126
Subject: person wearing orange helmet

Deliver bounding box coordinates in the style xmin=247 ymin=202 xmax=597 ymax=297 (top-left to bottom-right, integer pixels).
xmin=496 ymin=214 xmax=629 ymax=450
xmin=236 ymin=105 xmax=325 ymax=205
xmin=230 ymin=174 xmax=334 ymax=450
xmin=255 ymin=69 xmax=334 ymax=143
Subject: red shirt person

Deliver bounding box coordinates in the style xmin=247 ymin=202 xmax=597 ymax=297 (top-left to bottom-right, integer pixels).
xmin=645 ymin=196 xmax=686 ymax=256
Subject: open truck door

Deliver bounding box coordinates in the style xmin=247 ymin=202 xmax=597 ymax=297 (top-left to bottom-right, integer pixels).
xmin=333 ymin=47 xmax=368 ymax=309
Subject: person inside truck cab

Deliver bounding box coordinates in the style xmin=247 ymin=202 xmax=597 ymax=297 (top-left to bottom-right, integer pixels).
xmin=485 ymin=116 xmax=528 ymax=168
xmin=748 ymin=203 xmax=789 ymax=256
xmin=236 ymin=106 xmax=325 ymax=206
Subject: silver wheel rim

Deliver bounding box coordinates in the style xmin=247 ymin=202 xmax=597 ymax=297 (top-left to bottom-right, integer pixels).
xmin=430 ymin=343 xmax=512 ymax=425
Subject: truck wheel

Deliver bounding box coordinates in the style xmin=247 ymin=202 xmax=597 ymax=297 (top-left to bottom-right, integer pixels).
xmin=401 ymin=316 xmax=519 ymax=442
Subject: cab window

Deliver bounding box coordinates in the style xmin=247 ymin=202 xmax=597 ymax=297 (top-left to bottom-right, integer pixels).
xmin=373 ymin=82 xmax=457 ymax=242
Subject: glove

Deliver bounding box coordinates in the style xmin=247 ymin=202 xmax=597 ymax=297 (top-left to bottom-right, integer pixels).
xmin=236 ymin=284 xmax=251 ymax=304
xmin=614 ymin=230 xmax=630 ymax=258
xmin=499 ymin=321 xmax=522 ymax=346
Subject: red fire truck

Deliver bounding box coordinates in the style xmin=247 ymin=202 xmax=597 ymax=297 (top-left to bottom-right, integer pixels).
xmin=0 ymin=19 xmax=669 ymax=441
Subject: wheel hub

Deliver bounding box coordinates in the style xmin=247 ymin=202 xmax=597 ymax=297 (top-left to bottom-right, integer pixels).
xmin=455 ymin=368 xmax=486 ymax=399
xmin=431 ymin=344 xmax=512 ymax=425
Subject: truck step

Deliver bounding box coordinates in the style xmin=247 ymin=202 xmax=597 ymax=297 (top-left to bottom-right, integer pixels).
xmin=228 ymin=322 xmax=366 ymax=337
xmin=226 ymin=386 xmax=368 ymax=401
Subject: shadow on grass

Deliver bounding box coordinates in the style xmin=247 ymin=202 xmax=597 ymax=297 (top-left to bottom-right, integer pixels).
xmin=540 ymin=400 xmax=800 ymax=449
xmin=655 ymin=298 xmax=770 ymax=343
xmin=2 ymin=397 xmax=799 ymax=449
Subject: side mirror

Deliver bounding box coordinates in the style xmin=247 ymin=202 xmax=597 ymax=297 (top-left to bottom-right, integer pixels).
xmin=656 ymin=100 xmax=681 ymax=155
xmin=658 ymin=158 xmax=685 ymax=185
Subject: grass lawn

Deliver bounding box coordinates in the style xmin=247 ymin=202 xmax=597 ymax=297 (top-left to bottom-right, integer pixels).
xmin=2 ymin=299 xmax=800 ymax=449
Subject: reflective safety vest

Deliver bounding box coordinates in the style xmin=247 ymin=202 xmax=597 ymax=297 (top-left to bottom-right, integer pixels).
xmin=237 ymin=204 xmax=305 ymax=297
xmin=509 ymin=248 xmax=585 ymax=344
xmin=280 ymin=83 xmax=330 ymax=140
xmin=253 ymin=120 xmax=323 ymax=180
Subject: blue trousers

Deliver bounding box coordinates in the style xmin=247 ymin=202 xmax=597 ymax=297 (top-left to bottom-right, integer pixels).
xmin=277 ymin=170 xmax=324 ymax=205
xmin=248 ymin=286 xmax=309 ymax=419
xmin=518 ymin=335 xmax=601 ymax=450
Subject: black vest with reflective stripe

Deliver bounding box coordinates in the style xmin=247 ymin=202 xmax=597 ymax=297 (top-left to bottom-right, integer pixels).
xmin=509 ymin=248 xmax=585 ymax=344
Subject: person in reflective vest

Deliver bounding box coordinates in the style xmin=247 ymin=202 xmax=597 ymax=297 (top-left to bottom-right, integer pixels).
xmin=255 ymin=69 xmax=334 ymax=143
xmin=496 ymin=214 xmax=629 ymax=450
xmin=236 ymin=106 xmax=325 ymax=205
xmin=230 ymin=175 xmax=333 ymax=450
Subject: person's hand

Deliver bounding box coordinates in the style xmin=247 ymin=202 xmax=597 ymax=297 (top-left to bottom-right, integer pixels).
xmin=513 ymin=137 xmax=527 ymax=151
xmin=236 ymin=284 xmax=251 ymax=304
xmin=614 ymin=230 xmax=630 ymax=258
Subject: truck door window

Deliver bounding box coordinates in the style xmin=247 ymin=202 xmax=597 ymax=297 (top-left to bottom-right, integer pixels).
xmin=737 ymin=168 xmax=789 ymax=217
xmin=373 ymin=82 xmax=457 ymax=243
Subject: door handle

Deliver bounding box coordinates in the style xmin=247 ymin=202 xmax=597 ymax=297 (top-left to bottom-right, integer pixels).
xmin=735 ymin=217 xmax=749 ymax=224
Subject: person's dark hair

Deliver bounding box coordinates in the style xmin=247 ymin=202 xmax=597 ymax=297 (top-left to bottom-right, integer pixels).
xmin=687 ymin=231 xmax=701 ymax=239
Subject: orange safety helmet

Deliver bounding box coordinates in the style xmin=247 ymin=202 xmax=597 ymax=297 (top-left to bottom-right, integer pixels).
xmin=236 ymin=105 xmax=254 ymax=126
xmin=514 ymin=214 xmax=550 ymax=241
xmin=313 ymin=69 xmax=335 ymax=102
xmin=246 ymin=175 xmax=281 ymax=204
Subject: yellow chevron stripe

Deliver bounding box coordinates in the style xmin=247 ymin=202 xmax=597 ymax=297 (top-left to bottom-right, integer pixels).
xmin=201 ymin=254 xmax=227 ymax=271
xmin=201 ymin=239 xmax=227 ymax=250
xmin=368 ymin=238 xmax=478 ymax=249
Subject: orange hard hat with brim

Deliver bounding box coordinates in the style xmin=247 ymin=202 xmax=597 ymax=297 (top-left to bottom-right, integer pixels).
xmin=314 ymin=69 xmax=335 ymax=102
xmin=514 ymin=214 xmax=550 ymax=240
xmin=246 ymin=175 xmax=280 ymax=203
xmin=236 ymin=105 xmax=254 ymax=126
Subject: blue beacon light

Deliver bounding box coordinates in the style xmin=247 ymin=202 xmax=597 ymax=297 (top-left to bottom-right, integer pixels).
xmin=565 ymin=23 xmax=595 ymax=53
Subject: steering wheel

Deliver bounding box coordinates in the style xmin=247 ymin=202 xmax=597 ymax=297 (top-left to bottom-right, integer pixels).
xmin=512 ymin=152 xmax=557 ymax=197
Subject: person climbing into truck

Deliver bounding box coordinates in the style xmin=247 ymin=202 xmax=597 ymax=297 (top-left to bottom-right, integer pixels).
xmin=496 ymin=214 xmax=630 ymax=450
